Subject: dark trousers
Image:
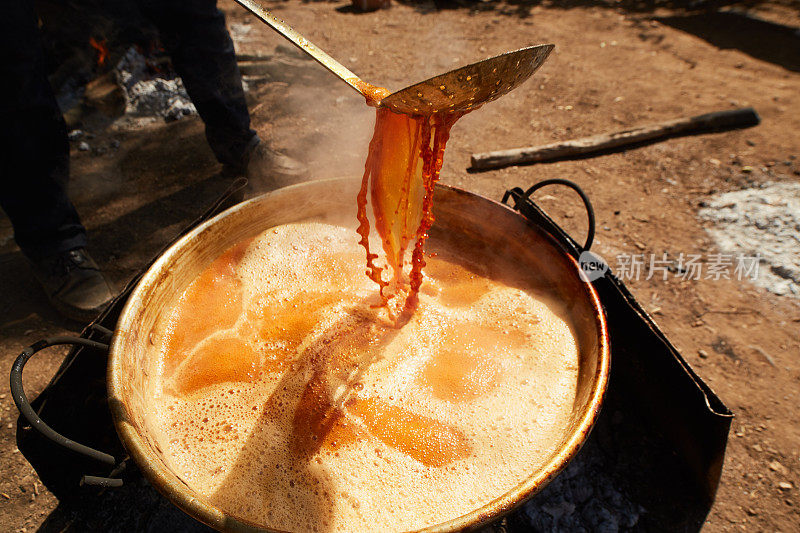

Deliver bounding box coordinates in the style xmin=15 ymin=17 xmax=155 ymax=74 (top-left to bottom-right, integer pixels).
xmin=0 ymin=0 xmax=255 ymax=259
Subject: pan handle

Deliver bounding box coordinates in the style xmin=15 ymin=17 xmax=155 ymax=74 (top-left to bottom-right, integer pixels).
xmin=502 ymin=178 xmax=596 ymax=252
xmin=9 ymin=333 xmax=124 ymax=487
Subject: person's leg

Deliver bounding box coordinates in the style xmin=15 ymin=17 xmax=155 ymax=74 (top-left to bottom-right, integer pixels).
xmin=137 ymin=0 xmax=308 ymax=189
xmin=137 ymin=0 xmax=256 ymax=168
xmin=0 ymin=0 xmax=113 ymax=321
xmin=0 ymin=0 xmax=87 ymax=260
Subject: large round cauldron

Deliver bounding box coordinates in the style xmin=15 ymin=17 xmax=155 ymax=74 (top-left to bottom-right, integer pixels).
xmin=106 ymin=177 xmax=609 ymax=532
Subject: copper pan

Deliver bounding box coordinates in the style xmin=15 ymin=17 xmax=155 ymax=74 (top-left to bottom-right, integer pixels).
xmin=107 ymin=177 xmax=610 ymax=532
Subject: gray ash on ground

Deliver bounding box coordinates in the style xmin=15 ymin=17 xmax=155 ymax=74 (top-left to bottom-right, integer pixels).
xmin=699 ymin=181 xmax=800 ymax=297
xmin=114 ymin=46 xmax=196 ymax=123
xmin=514 ymin=439 xmax=645 ymax=532
xmin=475 ymin=434 xmax=646 ymax=533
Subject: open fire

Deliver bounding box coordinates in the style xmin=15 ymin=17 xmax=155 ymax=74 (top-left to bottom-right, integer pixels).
xmin=88 ymin=36 xmax=109 ymax=68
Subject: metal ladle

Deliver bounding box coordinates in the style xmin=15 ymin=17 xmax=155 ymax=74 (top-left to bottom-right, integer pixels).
xmin=233 ymin=0 xmax=554 ymax=116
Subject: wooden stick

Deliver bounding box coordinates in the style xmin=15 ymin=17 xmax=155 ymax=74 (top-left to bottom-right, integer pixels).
xmin=470 ymin=107 xmax=760 ymax=170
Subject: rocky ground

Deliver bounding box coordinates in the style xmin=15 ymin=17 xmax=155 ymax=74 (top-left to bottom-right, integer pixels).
xmin=1 ymin=0 xmax=799 ymax=531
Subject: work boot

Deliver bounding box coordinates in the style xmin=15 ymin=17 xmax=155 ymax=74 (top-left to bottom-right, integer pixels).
xmin=244 ymin=139 xmax=309 ymax=193
xmin=29 ymin=248 xmax=115 ymax=322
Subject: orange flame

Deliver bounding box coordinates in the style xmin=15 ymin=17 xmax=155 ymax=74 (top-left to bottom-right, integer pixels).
xmin=89 ymin=37 xmax=109 ymax=67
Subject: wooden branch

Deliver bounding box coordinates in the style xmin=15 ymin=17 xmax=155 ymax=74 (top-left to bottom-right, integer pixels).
xmin=470 ymin=107 xmax=760 ymax=171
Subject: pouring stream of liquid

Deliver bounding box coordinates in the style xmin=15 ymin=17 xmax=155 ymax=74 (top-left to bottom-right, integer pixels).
xmin=355 ymin=85 xmax=464 ymax=322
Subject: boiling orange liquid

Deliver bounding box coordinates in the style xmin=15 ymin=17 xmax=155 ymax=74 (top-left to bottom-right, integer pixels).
xmin=155 ymin=221 xmax=581 ymax=532
xmin=355 ymin=84 xmax=464 ymax=320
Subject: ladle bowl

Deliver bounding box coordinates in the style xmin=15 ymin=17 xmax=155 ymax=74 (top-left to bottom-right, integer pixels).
xmin=379 ymin=45 xmax=553 ymax=116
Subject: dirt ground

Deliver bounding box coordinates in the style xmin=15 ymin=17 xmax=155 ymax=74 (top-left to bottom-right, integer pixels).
xmin=1 ymin=0 xmax=799 ymax=531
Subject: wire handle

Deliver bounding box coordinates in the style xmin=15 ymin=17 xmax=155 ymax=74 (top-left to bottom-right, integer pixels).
xmin=10 ymin=335 xmax=124 ymax=487
xmin=502 ymin=178 xmax=596 ymax=252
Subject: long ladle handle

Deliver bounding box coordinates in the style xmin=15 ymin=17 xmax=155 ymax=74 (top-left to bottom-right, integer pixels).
xmin=232 ymin=0 xmax=366 ymax=96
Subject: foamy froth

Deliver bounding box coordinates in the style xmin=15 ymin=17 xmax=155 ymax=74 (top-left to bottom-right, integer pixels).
xmin=153 ymin=220 xmax=580 ymax=532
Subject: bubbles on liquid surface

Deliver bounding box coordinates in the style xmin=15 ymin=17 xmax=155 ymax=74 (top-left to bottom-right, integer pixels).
xmin=152 ymin=222 xmax=581 ymax=532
